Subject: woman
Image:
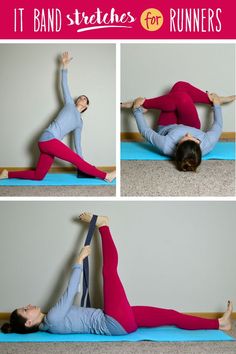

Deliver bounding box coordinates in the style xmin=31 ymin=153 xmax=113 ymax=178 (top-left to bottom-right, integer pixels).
xmin=1 ymin=213 xmax=232 ymax=335
xmin=121 ymin=81 xmax=235 ymax=171
xmin=0 ymin=53 xmax=115 ymax=182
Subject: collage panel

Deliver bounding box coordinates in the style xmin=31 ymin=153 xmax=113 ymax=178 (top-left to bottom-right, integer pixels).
xmin=121 ymin=43 xmax=235 ymax=197
xmin=0 ymin=43 xmax=116 ymax=197
xmin=0 ymin=201 xmax=236 ymax=353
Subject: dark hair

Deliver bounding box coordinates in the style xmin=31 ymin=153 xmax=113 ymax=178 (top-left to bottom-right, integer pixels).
xmin=1 ymin=310 xmax=40 ymax=334
xmin=75 ymin=95 xmax=90 ymax=113
xmin=175 ymin=140 xmax=202 ymax=172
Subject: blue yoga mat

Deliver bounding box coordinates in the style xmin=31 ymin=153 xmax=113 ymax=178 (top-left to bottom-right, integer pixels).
xmin=121 ymin=142 xmax=235 ymax=161
xmin=0 ymin=327 xmax=233 ymax=342
xmin=0 ymin=173 xmax=116 ymax=186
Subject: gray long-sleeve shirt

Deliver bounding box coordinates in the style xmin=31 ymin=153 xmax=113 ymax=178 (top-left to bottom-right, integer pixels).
xmin=39 ymin=69 xmax=83 ymax=157
xmin=39 ymin=264 xmax=126 ymax=336
xmin=133 ymin=105 xmax=223 ymax=156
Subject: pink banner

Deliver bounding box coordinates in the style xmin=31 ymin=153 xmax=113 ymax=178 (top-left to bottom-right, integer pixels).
xmin=0 ymin=0 xmax=235 ymax=39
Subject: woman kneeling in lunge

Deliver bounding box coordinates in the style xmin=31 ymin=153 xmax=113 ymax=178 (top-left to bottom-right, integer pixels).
xmin=0 ymin=53 xmax=115 ymax=182
xmin=1 ymin=213 xmax=232 ymax=335
xmin=121 ymin=81 xmax=235 ymax=172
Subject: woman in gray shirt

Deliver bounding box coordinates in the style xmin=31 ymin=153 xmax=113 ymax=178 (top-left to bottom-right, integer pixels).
xmin=121 ymin=81 xmax=235 ymax=171
xmin=1 ymin=213 xmax=233 ymax=335
xmin=0 ymin=52 xmax=116 ymax=182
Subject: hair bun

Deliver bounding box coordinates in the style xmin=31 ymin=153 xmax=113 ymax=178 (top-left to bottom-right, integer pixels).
xmin=1 ymin=322 xmax=13 ymax=333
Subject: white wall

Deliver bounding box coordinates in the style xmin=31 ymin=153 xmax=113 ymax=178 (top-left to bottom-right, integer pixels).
xmin=0 ymin=201 xmax=235 ymax=313
xmin=0 ymin=43 xmax=116 ymax=167
xmin=121 ymin=44 xmax=235 ymax=132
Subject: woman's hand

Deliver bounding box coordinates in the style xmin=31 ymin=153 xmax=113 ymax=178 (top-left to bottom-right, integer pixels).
xmin=207 ymin=92 xmax=221 ymax=105
xmin=61 ymin=52 xmax=73 ymax=69
xmin=133 ymin=97 xmax=145 ymax=109
xmin=76 ymin=246 xmax=91 ymax=264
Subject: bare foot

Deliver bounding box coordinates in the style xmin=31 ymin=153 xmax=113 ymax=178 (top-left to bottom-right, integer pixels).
xmin=105 ymin=170 xmax=116 ymax=183
xmin=0 ymin=169 xmax=8 ymax=179
xmin=207 ymin=92 xmax=236 ymax=105
xmin=219 ymin=95 xmax=236 ymax=104
xmin=79 ymin=212 xmax=109 ymax=227
xmin=121 ymin=101 xmax=133 ymax=109
xmin=219 ymin=301 xmax=233 ymax=331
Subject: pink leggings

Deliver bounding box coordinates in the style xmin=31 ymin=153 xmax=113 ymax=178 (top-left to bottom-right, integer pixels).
xmin=8 ymin=139 xmax=106 ymax=180
xmin=100 ymin=226 xmax=219 ymax=333
xmin=143 ymin=81 xmax=212 ymax=128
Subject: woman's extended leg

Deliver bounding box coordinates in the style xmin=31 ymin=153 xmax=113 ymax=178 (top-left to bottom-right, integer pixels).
xmin=131 ymin=306 xmax=219 ymax=330
xmin=132 ymin=300 xmax=233 ymax=330
xmin=7 ymin=139 xmax=112 ymax=181
xmin=100 ymin=224 xmax=138 ymax=333
xmin=79 ymin=213 xmax=137 ymax=333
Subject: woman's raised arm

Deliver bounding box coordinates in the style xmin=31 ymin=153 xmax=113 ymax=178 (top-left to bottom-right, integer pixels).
xmin=60 ymin=52 xmax=74 ymax=104
xmin=45 ymin=246 xmax=91 ymax=321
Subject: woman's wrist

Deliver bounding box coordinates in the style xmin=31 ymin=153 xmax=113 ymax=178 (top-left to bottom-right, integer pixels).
xmin=75 ymin=256 xmax=84 ymax=264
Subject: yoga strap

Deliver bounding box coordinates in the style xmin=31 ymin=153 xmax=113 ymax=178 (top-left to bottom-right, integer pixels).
xmin=81 ymin=215 xmax=98 ymax=307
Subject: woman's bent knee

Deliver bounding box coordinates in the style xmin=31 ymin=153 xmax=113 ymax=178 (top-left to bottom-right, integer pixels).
xmin=172 ymin=81 xmax=189 ymax=91
xmin=175 ymin=92 xmax=191 ymax=105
